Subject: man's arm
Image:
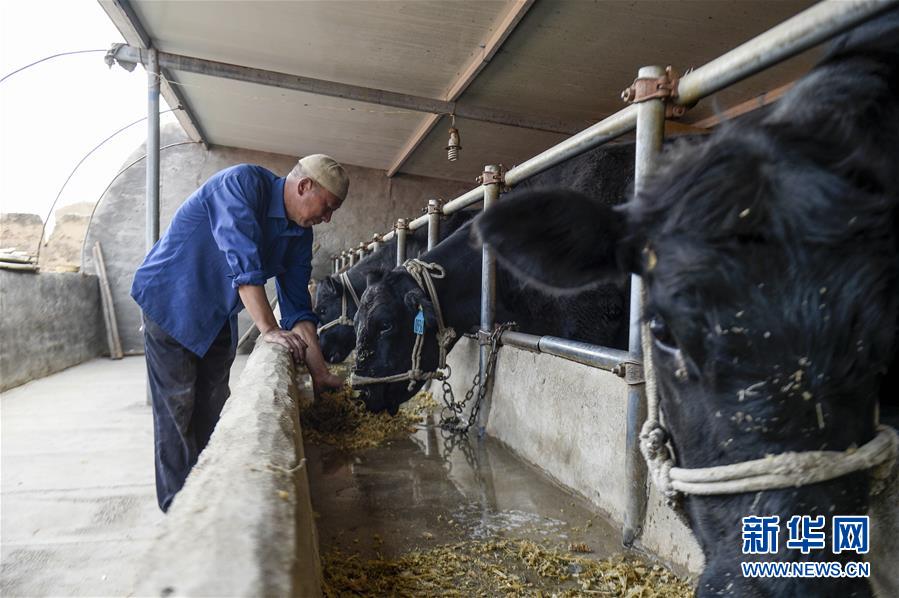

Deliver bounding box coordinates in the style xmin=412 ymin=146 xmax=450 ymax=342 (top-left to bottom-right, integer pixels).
xmin=238 ymin=285 xmax=307 ymax=363
xmin=292 ymin=320 xmax=342 ymax=394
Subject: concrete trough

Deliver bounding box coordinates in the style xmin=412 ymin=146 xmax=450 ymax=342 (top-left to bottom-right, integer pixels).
xmin=446 ymin=336 xmax=705 ymax=574
xmin=133 ymin=340 xmax=321 ymax=597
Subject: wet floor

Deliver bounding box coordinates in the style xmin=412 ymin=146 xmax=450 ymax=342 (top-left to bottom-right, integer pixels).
xmin=306 ymin=414 xmax=625 ymax=562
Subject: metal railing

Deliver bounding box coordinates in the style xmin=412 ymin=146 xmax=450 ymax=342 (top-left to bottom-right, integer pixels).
xmin=334 ymin=0 xmax=896 ymax=546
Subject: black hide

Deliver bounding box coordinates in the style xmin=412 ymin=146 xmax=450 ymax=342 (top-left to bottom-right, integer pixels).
xmin=353 ymin=143 xmax=637 ymax=414
xmin=475 ymin=11 xmax=899 ymax=596
xmin=316 ymin=210 xmax=474 ymax=363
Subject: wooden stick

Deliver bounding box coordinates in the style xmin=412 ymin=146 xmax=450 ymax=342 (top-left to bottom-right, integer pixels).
xmin=93 ymin=242 xmax=123 ymax=359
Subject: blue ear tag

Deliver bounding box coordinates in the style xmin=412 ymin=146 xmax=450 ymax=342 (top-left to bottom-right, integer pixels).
xmin=413 ymin=308 xmax=425 ymax=335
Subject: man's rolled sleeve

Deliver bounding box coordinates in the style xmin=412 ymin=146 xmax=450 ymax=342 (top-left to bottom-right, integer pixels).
xmin=204 ymin=172 xmax=266 ymax=288
xmin=232 ymin=270 xmax=268 ymax=287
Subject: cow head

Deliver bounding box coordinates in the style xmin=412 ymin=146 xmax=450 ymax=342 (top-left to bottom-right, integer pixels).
xmin=352 ymin=268 xmax=440 ymax=414
xmin=476 ymin=117 xmax=898 ymax=592
xmin=315 ymin=275 xmax=358 ymax=363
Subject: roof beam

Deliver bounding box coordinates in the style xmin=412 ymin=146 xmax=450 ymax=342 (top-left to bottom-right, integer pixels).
xmin=99 ymin=0 xmax=209 ymax=148
xmin=691 ymin=82 xmax=794 ymax=128
xmin=108 ymin=43 xmax=585 ymax=136
xmin=386 ymin=0 xmax=536 ymax=177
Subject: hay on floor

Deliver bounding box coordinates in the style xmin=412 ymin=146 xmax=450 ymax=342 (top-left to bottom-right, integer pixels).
xmin=322 ymin=538 xmax=693 ymax=597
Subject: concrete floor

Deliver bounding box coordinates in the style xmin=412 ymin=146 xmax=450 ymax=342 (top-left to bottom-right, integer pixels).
xmin=1 ymin=355 xmax=247 ymax=597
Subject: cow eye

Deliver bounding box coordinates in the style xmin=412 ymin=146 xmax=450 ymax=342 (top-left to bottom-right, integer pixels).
xmin=648 ymin=316 xmax=677 ymax=354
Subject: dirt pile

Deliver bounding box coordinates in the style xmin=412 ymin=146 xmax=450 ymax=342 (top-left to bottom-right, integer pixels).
xmin=1 ymin=203 xmax=93 ymax=271
xmin=0 ymin=213 xmax=42 ymax=256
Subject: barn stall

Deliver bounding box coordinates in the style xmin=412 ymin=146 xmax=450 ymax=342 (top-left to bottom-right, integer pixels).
xmin=62 ymin=0 xmax=896 ymax=594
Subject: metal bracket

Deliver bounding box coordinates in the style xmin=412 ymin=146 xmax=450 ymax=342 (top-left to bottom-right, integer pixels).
xmin=613 ymin=360 xmax=645 ymax=386
xmin=477 ymin=165 xmax=506 ymax=186
xmin=476 ymin=329 xmax=493 ymax=346
xmin=395 ymin=218 xmax=409 ymax=231
xmin=620 ymin=66 xmax=687 ymax=119
xmin=626 ymin=362 xmax=645 ymax=386
xmin=426 ymin=199 xmax=444 ymax=215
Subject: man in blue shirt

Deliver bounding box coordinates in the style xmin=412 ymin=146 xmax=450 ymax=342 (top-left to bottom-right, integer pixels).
xmin=131 ymin=154 xmax=348 ymax=512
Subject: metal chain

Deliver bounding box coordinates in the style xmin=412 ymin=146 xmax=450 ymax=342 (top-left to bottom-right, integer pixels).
xmin=438 ymin=323 xmax=515 ymax=434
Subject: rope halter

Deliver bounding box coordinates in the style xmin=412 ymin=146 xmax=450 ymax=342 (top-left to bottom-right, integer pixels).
xmin=317 ymin=271 xmax=361 ymax=334
xmin=638 ymin=315 xmax=899 ymax=509
xmin=350 ymin=259 xmax=457 ymax=391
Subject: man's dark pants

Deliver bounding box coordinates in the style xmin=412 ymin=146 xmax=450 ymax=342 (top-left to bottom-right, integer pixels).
xmin=142 ymin=314 xmax=236 ymax=512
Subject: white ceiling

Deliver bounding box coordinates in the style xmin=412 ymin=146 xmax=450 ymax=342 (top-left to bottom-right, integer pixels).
xmin=100 ymin=0 xmax=819 ymax=183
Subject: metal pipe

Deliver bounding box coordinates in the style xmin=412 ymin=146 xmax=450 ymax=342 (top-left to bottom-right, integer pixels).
xmin=675 ymin=0 xmax=895 ymax=106
xmin=542 ymin=336 xmax=632 ymax=372
xmin=623 ymin=65 xmax=667 ymax=548
xmin=477 ymin=165 xmax=501 ymax=437
xmin=348 ymin=250 xmax=356 ymax=267
xmin=500 ymin=331 xmax=633 ymax=371
xmin=332 ymin=256 xmax=338 ymax=274
xmin=356 ymin=243 xmax=366 ymax=262
xmin=146 ymin=48 xmax=160 ymax=250
xmin=143 ymin=48 xmax=161 ymax=408
xmin=371 ymin=234 xmax=382 ymax=253
xmin=442 ymin=187 xmax=487 ymax=217
xmin=499 ymin=330 xmax=542 ymax=353
xmin=395 ymin=218 xmax=409 ymax=267
xmin=427 ymin=199 xmax=442 ymax=251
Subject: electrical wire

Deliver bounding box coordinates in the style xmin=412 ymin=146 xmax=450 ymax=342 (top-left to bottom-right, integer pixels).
xmin=0 ymin=49 xmax=107 ymax=85
xmin=36 ymin=109 xmax=176 ymax=264
xmin=79 ymin=141 xmax=202 ymax=267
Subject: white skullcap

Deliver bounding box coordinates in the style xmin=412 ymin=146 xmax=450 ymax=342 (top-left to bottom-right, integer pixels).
xmin=299 ymin=154 xmax=349 ymax=201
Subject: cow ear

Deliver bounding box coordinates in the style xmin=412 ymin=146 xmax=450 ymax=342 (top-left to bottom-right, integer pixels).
xmin=319 ymin=276 xmax=338 ymax=296
xmin=366 ymin=268 xmax=386 ymax=286
xmin=403 ymin=288 xmax=438 ymax=330
xmin=474 ymin=188 xmax=636 ymax=293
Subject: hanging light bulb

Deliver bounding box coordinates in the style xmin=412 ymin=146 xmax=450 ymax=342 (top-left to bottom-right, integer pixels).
xmin=446 ymin=114 xmax=461 ymax=162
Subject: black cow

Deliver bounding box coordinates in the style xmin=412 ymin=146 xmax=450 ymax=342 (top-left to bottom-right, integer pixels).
xmin=352 ymin=144 xmax=636 ymax=414
xmin=475 ymin=11 xmax=899 ymax=596
xmin=316 ymin=210 xmax=474 ymax=363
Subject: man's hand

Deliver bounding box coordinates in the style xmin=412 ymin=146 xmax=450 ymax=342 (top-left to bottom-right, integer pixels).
xmin=262 ymin=328 xmax=308 ymax=364
xmin=290 ymin=320 xmax=346 ymax=400
xmin=313 ymin=372 xmax=344 ymax=400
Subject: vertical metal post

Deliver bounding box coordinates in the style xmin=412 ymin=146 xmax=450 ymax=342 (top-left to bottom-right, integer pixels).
xmin=357 ymin=243 xmax=366 ymax=263
xmin=340 ymin=252 xmax=347 ymax=271
xmin=146 ymin=48 xmax=160 ymax=249
xmin=332 ymin=256 xmax=338 ymax=274
xmin=348 ymin=249 xmax=356 ymax=267
xmin=395 ymin=218 xmax=409 ymax=267
xmin=145 ymin=48 xmax=161 ymax=407
xmin=426 ymin=199 xmax=442 ymax=251
xmin=372 ymin=234 xmax=382 ymax=253
xmin=477 ymin=165 xmax=501 ymax=437
xmin=623 ymin=65 xmax=666 ymax=547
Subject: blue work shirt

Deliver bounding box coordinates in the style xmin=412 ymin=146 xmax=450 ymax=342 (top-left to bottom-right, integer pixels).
xmin=131 ymin=164 xmax=317 ymax=357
